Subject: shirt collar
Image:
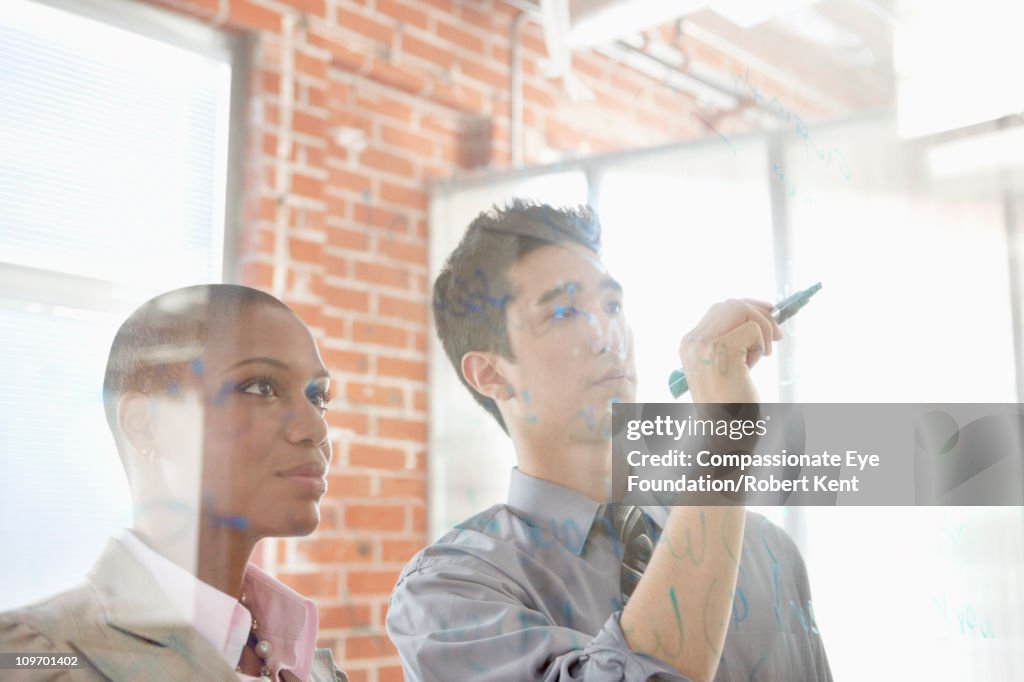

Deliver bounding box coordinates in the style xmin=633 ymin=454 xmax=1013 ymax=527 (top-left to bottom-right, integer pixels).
xmin=119 ymin=530 xmax=318 ymax=681
xmin=506 ymin=468 xmax=604 ymax=555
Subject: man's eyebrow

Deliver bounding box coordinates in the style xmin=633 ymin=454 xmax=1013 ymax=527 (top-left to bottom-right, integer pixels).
xmin=535 ymin=277 xmax=621 ymax=305
xmin=536 ymin=281 xmax=581 ymax=306
xmin=601 ymin=276 xmax=623 ymax=293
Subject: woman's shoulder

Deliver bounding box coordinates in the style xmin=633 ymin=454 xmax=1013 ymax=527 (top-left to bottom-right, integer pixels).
xmin=0 ymin=581 xmax=101 ymax=650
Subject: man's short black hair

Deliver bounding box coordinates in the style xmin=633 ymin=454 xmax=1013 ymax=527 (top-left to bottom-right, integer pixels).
xmin=432 ymin=199 xmax=602 ymax=433
xmin=102 ymin=284 xmax=290 ymax=460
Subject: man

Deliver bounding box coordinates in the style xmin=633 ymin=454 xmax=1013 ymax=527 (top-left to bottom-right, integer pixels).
xmin=0 ymin=285 xmax=346 ymax=681
xmin=387 ymin=201 xmax=832 ymax=680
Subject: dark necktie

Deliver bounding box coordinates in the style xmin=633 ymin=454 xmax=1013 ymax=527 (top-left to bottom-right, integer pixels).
xmin=613 ymin=504 xmax=658 ymax=604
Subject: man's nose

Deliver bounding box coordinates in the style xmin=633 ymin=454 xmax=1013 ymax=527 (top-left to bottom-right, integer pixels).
xmin=582 ymin=310 xmax=628 ymax=359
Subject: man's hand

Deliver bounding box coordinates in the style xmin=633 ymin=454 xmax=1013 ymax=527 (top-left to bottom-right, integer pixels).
xmin=678 ymin=299 xmax=783 ymax=404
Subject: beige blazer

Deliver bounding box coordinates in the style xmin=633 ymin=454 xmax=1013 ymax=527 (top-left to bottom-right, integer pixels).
xmin=0 ymin=538 xmax=347 ymax=682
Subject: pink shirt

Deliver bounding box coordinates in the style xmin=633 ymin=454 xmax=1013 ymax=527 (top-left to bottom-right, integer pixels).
xmin=120 ymin=531 xmax=319 ymax=681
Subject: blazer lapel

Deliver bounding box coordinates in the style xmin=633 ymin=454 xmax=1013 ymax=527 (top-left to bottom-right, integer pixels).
xmin=73 ymin=538 xmax=238 ymax=682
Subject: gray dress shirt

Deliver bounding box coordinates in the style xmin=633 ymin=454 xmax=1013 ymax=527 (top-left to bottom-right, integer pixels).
xmin=387 ymin=469 xmax=833 ymax=681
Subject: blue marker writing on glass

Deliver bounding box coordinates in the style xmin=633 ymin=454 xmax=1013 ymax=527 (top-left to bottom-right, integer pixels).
xmin=668 ymin=282 xmax=822 ymax=398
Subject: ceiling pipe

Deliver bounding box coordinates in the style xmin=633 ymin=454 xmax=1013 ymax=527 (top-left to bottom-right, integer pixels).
xmin=510 ymin=10 xmax=532 ymax=167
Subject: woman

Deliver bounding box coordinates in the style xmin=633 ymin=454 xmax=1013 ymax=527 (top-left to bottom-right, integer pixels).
xmin=0 ymin=284 xmax=346 ymax=681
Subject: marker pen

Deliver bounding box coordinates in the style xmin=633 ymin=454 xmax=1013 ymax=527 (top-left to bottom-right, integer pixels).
xmin=668 ymin=282 xmax=822 ymax=398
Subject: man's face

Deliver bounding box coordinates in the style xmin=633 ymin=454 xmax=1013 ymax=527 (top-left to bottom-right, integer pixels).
xmin=496 ymin=242 xmax=636 ymax=441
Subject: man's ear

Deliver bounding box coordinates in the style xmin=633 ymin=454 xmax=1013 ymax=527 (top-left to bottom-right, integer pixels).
xmin=462 ymin=351 xmax=514 ymax=402
xmin=117 ymin=391 xmax=155 ymax=456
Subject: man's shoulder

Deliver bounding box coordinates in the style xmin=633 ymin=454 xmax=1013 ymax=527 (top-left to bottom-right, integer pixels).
xmin=396 ymin=503 xmax=535 ymax=578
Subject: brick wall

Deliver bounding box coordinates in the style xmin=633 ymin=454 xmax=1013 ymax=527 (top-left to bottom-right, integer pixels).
xmin=138 ymin=1 xmax=813 ymax=679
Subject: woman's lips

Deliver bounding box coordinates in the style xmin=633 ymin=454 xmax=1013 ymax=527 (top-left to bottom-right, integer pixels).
xmin=277 ymin=461 xmax=328 ymax=494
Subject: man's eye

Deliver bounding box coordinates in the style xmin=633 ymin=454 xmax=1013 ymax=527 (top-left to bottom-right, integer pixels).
xmin=240 ymin=378 xmax=276 ymax=397
xmin=606 ymin=300 xmax=623 ymax=315
xmin=551 ymin=304 xmax=578 ymax=320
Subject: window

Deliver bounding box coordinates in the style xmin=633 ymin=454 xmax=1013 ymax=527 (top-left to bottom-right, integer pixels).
xmin=0 ymin=0 xmax=238 ymax=609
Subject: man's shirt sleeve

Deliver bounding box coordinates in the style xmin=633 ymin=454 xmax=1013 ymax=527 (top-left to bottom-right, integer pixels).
xmin=386 ymin=552 xmax=690 ymax=682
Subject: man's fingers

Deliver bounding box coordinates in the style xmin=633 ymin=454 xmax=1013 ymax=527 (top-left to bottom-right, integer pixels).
xmin=741 ymin=298 xmax=784 ymax=341
xmin=719 ymin=320 xmax=768 ymax=369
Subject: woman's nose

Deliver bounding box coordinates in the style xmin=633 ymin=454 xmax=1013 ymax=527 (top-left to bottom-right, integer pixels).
xmin=287 ymin=400 xmax=330 ymax=448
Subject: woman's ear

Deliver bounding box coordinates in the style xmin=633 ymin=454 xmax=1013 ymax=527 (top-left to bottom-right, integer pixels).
xmin=117 ymin=391 xmax=155 ymax=457
xmin=462 ymin=351 xmax=514 ymax=402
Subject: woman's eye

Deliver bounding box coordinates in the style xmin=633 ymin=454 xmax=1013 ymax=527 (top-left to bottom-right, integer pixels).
xmin=240 ymin=378 xmax=276 ymax=397
xmin=551 ymin=304 xmax=578 ymax=320
xmin=308 ymin=389 xmax=332 ymax=411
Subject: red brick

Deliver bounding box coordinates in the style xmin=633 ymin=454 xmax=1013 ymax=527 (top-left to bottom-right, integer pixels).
xmin=239 ymin=260 xmax=274 ymax=287
xmin=323 ymin=252 xmax=348 ymax=278
xmin=230 ymin=0 xmax=282 ymax=32
xmin=378 ymin=665 xmax=405 ymax=682
xmin=360 ymin=147 xmax=414 ymax=177
xmin=277 ymin=570 xmax=341 ymax=598
xmin=295 ymin=49 xmax=328 ymax=81
xmin=346 ymin=505 xmax=404 ymax=531
xmin=325 ymin=193 xmax=348 ymax=219
xmin=336 ymin=7 xmax=394 ymax=44
xmin=353 ymin=202 xmax=409 ymax=232
xmin=287 ymin=0 xmax=325 ymax=16
xmin=459 ymin=5 xmax=493 ymax=31
xmin=347 ymin=568 xmax=401 ymax=595
xmin=353 ymin=320 xmax=408 ymax=348
xmin=339 ymin=667 xmax=369 ymax=682
xmin=381 ymin=538 xmax=424 ymax=563
xmin=436 ymin=19 xmax=485 ymax=54
xmin=349 ymin=442 xmax=406 ymax=469
xmin=354 ymin=95 xmax=413 ymax=123
xmin=328 ymin=167 xmax=372 ymax=193
xmin=322 ymin=313 xmax=346 ymax=339
xmin=413 ymin=389 xmax=426 ymax=411
xmin=288 ymin=236 xmax=323 ymax=265
xmin=410 ymin=504 xmax=427 ymax=532
xmin=327 ymin=410 xmax=370 ymax=434
xmin=325 ymin=283 xmax=370 ymax=312
xmin=378 ymin=238 xmax=427 ymax=266
xmin=353 ymin=261 xmax=410 ymax=288
xmin=380 ymin=182 xmax=426 ymax=210
xmin=285 ymin=300 xmax=321 ymax=327
xmin=369 ymin=60 xmax=431 ymax=98
xmin=379 ymin=476 xmax=425 ymax=498
xmin=380 ymin=123 xmax=435 ymax=157
xmin=376 ymin=355 xmax=426 ymax=380
xmin=326 ymin=225 xmax=369 ymax=251
xmin=402 ymin=34 xmax=455 ymax=69
xmin=377 ymin=417 xmax=426 ymax=441
xmin=461 ymin=60 xmax=508 ymax=90
xmin=320 ymin=603 xmax=372 ymax=630
xmin=291 ymin=172 xmax=324 ymax=200
xmin=345 ymin=381 xmax=405 ymax=408
xmin=346 ymin=634 xmax=397 ymax=660
xmin=376 ymin=0 xmax=429 ymax=29
xmin=327 ymin=472 xmax=373 ymax=496
xmin=300 ymin=537 xmax=375 ymax=563
xmin=419 ymin=0 xmax=454 ymax=13
xmin=322 ymin=348 xmax=370 ymax=373
xmin=262 ymin=69 xmax=281 ymax=95
xmin=293 ymin=109 xmax=327 ymax=138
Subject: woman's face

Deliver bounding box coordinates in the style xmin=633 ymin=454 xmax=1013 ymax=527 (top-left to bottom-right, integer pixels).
xmin=175 ymin=303 xmax=333 ymax=539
